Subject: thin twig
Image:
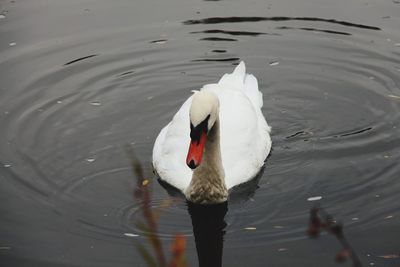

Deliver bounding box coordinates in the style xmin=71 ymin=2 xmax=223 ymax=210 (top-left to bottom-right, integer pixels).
xmin=308 ymin=206 xmax=363 ymax=267
xmin=126 ymin=147 xmax=167 ymax=267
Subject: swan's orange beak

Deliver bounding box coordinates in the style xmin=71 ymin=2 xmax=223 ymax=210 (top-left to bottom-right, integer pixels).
xmin=186 ymin=131 xmax=207 ymax=169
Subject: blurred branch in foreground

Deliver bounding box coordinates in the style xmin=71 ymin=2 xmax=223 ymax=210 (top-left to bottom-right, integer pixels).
xmin=126 ymin=146 xmax=188 ymax=267
xmin=308 ymin=206 xmax=362 ymax=267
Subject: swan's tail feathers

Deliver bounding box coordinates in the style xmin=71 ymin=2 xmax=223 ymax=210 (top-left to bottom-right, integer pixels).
xmin=244 ymin=73 xmax=263 ymax=108
xmin=218 ymin=61 xmax=246 ymax=85
xmin=232 ymin=61 xmax=246 ymax=80
xmin=217 ymin=61 xmax=263 ymax=108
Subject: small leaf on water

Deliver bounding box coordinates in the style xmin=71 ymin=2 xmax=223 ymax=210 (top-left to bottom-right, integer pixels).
xmin=388 ymin=94 xmax=400 ymax=99
xmin=269 ymin=61 xmax=279 ymax=66
xmin=142 ymin=179 xmax=149 ymax=186
xmin=9 ymin=42 xmax=16 ymax=46
xmin=90 ymin=101 xmax=101 ymax=106
xmin=384 ymin=215 xmax=394 ymax=219
xmin=244 ymin=227 xmax=257 ymax=230
xmin=124 ymin=233 xmax=139 ymax=237
xmin=307 ymin=196 xmax=322 ymax=201
xmin=378 ymin=254 xmax=399 ymax=259
xmin=85 ymin=158 xmax=95 ymax=163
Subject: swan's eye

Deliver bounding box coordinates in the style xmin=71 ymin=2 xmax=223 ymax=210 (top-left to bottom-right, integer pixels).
xmin=190 ymin=115 xmax=210 ymax=144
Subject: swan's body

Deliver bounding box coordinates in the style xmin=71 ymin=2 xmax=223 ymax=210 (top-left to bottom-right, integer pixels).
xmin=152 ymin=61 xmax=271 ymax=203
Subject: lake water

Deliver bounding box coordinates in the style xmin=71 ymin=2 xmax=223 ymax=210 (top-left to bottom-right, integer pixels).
xmin=1 ymin=0 xmax=400 ymax=266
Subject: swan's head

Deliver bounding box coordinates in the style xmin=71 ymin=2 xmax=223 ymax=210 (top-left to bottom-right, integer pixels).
xmin=186 ymin=90 xmax=219 ymax=169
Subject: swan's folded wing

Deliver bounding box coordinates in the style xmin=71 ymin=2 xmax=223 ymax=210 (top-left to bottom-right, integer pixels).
xmin=152 ymin=97 xmax=193 ymax=191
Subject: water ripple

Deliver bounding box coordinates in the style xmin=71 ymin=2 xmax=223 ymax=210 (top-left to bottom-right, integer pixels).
xmin=183 ymin=16 xmax=381 ymax=30
xmin=63 ymin=54 xmax=99 ymax=66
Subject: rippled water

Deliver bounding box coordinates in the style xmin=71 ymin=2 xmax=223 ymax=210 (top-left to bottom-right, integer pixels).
xmin=1 ymin=0 xmax=400 ymax=266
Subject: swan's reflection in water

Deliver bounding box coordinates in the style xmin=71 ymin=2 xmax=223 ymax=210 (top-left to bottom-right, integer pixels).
xmin=158 ymin=167 xmax=265 ymax=267
xmin=188 ymin=201 xmax=228 ymax=267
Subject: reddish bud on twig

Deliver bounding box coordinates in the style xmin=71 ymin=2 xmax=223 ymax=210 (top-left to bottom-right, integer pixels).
xmin=169 ymin=234 xmax=187 ymax=267
xmin=171 ymin=234 xmax=186 ymax=255
xmin=336 ymin=249 xmax=351 ymax=263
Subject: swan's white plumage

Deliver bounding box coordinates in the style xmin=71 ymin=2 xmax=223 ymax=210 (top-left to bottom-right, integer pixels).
xmin=152 ymin=61 xmax=271 ymax=191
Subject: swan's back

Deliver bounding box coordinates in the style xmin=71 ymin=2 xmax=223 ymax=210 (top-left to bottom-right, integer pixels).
xmin=153 ymin=62 xmax=271 ymax=191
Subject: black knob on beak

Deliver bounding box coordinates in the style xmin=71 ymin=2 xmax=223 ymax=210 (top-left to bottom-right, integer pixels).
xmin=188 ymin=160 xmax=197 ymax=169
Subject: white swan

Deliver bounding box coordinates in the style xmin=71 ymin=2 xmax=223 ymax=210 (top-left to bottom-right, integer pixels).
xmin=152 ymin=61 xmax=271 ymax=204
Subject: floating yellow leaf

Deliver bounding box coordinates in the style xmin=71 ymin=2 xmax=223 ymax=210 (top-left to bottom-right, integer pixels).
xmin=378 ymin=254 xmax=399 ymax=259
xmin=388 ymin=94 xmax=400 ymax=99
xmin=142 ymin=179 xmax=149 ymax=186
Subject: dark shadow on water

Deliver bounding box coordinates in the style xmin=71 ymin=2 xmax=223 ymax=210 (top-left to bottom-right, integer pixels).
xmin=285 ymin=127 xmax=373 ymax=141
xmin=211 ymin=49 xmax=227 ymax=53
xmin=337 ymin=127 xmax=372 ymax=137
xmin=63 ymin=54 xmax=98 ymax=66
xmin=149 ymin=39 xmax=168 ymax=44
xmin=200 ymin=37 xmax=237 ymax=42
xmin=188 ymin=201 xmax=228 ymax=267
xmin=191 ymin=29 xmax=267 ymax=36
xmin=192 ymin=57 xmax=240 ymax=63
xmin=183 ymin=16 xmax=381 ymax=30
xmin=277 ymin=26 xmax=352 ymax=36
xmin=116 ymin=70 xmax=135 ymax=77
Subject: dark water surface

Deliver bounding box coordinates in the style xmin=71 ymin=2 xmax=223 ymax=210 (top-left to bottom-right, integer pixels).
xmin=1 ymin=0 xmax=400 ymax=266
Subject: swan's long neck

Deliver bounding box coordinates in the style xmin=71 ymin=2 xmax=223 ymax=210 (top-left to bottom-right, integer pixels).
xmin=186 ymin=117 xmax=228 ymax=204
